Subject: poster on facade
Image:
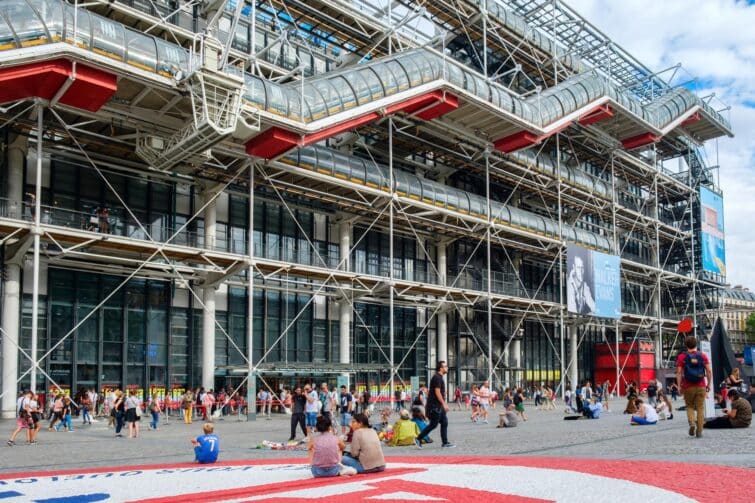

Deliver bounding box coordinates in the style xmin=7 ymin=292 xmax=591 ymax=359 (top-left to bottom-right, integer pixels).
xmin=699 ymin=187 xmax=726 ymax=276
xmin=566 ymin=244 xmax=621 ymax=319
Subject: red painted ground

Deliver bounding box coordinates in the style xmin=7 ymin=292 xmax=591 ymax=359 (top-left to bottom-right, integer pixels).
xmin=0 ymin=456 xmax=751 ymax=502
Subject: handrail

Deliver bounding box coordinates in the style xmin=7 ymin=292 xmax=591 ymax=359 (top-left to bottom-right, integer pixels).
xmin=0 ymin=0 xmax=732 ymax=140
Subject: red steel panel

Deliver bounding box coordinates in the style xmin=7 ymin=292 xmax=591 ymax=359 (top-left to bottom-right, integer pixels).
xmin=59 ymin=64 xmax=118 ymax=112
xmin=621 ymin=132 xmax=660 ymax=150
xmin=245 ymin=127 xmax=300 ymax=159
xmin=493 ymin=131 xmax=541 ymax=153
xmin=301 ymin=111 xmax=380 ymax=146
xmin=0 ymin=59 xmax=116 ymax=112
xmin=387 ymin=91 xmax=442 ymax=115
xmin=414 ymin=93 xmax=459 ymax=120
xmin=594 ymin=342 xmax=656 ymax=396
xmin=0 ymin=60 xmax=71 ymax=104
xmin=578 ymin=104 xmax=614 ymax=125
xmin=681 ymin=112 xmax=702 ymax=126
xmin=248 ymin=91 xmax=458 ymax=159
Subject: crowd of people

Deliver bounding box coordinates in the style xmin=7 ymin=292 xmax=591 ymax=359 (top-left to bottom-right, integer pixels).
xmin=5 ymin=344 xmax=752 ymax=474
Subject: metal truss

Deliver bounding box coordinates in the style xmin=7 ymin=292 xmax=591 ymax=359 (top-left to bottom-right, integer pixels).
xmin=0 ymin=0 xmax=731 ymax=410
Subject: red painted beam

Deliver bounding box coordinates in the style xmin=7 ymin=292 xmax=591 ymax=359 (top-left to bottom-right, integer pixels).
xmin=301 ymin=111 xmax=380 ymax=146
xmin=681 ymin=112 xmax=702 ymax=127
xmin=621 ymin=132 xmax=660 ymax=150
xmin=415 ymin=93 xmax=459 ymax=120
xmin=387 ymin=91 xmax=442 ymax=115
xmin=0 ymin=59 xmax=117 ymax=112
xmin=578 ymin=104 xmax=614 ymax=126
xmin=493 ymin=131 xmax=542 ymax=153
xmin=245 ymin=127 xmax=300 ymax=159
xmin=59 ymin=64 xmax=118 ymax=112
xmin=247 ymin=91 xmax=460 ymax=159
xmin=0 ymin=60 xmax=71 ymax=104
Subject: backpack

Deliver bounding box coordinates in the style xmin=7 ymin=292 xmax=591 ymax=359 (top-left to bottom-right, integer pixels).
xmin=683 ymin=352 xmax=706 ymax=383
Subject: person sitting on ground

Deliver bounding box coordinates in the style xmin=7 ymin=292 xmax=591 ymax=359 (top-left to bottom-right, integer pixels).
xmin=191 ymin=423 xmax=219 ymax=464
xmin=704 ymin=390 xmax=752 ymax=429
xmin=341 ymin=413 xmax=385 ymax=474
xmin=584 ymin=396 xmax=603 ymax=419
xmin=308 ymin=414 xmax=353 ymax=477
xmin=630 ymin=398 xmax=658 ymax=425
xmin=655 ymin=392 xmax=673 ymax=420
xmin=389 ymin=409 xmax=420 ymax=446
xmin=581 ymin=395 xmax=599 ymax=418
xmin=497 ymin=404 xmax=519 ymax=428
xmin=624 ymin=396 xmax=639 ymax=415
xmin=726 ymin=368 xmax=744 ymax=392
xmin=410 ymin=406 xmax=431 ymax=444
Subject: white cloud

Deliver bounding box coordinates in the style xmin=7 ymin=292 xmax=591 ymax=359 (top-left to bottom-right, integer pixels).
xmin=567 ymin=0 xmax=755 ymax=290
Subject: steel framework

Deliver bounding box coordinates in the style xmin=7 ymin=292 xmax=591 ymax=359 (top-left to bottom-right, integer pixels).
xmin=0 ymin=0 xmax=732 ymax=417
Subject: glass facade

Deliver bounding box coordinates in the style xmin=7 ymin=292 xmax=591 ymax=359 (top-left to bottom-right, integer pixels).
xmin=0 ymin=0 xmax=728 ymax=406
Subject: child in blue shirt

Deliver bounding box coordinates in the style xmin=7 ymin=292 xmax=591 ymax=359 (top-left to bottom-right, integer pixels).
xmin=411 ymin=407 xmax=431 ymax=444
xmin=191 ymin=423 xmax=219 ymax=463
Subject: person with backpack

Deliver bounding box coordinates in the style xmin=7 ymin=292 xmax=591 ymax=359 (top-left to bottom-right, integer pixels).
xmin=675 ymin=335 xmax=713 ymax=438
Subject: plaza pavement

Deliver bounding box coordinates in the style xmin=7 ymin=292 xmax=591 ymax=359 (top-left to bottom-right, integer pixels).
xmin=1 ymin=400 xmax=753 ymax=473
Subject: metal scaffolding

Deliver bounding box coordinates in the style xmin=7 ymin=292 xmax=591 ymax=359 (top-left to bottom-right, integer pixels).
xmin=0 ymin=0 xmax=732 ymax=416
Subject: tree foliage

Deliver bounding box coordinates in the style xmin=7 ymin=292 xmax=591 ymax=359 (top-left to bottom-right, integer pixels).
xmin=746 ymin=312 xmax=755 ymax=344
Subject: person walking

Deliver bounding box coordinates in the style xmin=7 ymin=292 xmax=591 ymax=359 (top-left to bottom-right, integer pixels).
xmin=80 ymin=389 xmax=92 ymax=425
xmin=478 ymin=380 xmax=491 ymax=423
xmin=646 ymin=380 xmax=658 ymax=407
xmin=7 ymin=390 xmax=33 ymax=446
xmin=676 ymin=335 xmax=712 ymax=438
xmin=339 ymin=385 xmax=353 ymax=436
xmin=514 ymin=387 xmax=528 ymax=421
xmin=319 ymin=383 xmax=334 ymax=422
xmin=125 ymin=391 xmax=141 ymax=439
xmin=113 ymin=389 xmax=125 ymax=438
xmin=148 ymin=393 xmax=161 ymax=431
xmin=56 ymin=397 xmax=73 ymax=432
xmin=305 ymin=384 xmax=319 ymax=434
xmin=415 ymin=361 xmax=454 ymax=449
xmin=182 ymin=389 xmax=194 ymax=424
xmin=48 ymin=394 xmax=64 ymax=431
xmin=453 ymin=387 xmax=462 ymax=411
xmin=289 ymin=386 xmax=307 ymax=441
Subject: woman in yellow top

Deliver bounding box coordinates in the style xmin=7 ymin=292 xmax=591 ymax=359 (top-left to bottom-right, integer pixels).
xmin=389 ymin=409 xmax=419 ymax=446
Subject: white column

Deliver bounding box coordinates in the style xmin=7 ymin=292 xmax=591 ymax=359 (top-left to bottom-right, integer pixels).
xmin=339 ymin=221 xmax=351 ymax=365
xmin=1 ymin=134 xmax=26 ymax=418
xmin=202 ymin=191 xmax=217 ymax=390
xmin=511 ymin=337 xmax=521 ymax=387
xmin=437 ymin=241 xmax=447 ymax=365
xmin=569 ymin=324 xmax=578 ymax=390
xmin=503 ymin=345 xmax=510 ymax=389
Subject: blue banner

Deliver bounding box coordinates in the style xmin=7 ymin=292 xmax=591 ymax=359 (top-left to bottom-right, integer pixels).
xmin=567 ymin=244 xmax=621 ymax=319
xmin=700 ymin=187 xmax=726 ymax=276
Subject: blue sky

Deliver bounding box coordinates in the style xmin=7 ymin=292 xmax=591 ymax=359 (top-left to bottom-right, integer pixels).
xmin=568 ymin=0 xmax=755 ymax=291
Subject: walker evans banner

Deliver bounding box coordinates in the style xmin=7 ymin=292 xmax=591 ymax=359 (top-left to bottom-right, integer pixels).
xmin=566 ymin=244 xmax=621 ymax=319
xmin=699 ymin=187 xmax=726 ymax=276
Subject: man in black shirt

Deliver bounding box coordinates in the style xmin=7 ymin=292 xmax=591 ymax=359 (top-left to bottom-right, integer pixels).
xmin=416 ymin=361 xmax=455 ymax=449
xmin=646 ymin=380 xmax=658 ymax=407
xmin=288 ymin=386 xmax=307 ymax=441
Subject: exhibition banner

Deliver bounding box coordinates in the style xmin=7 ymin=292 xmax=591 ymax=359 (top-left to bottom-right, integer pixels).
xmin=699 ymin=187 xmax=726 ymax=276
xmin=566 ymin=244 xmax=621 ymax=319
